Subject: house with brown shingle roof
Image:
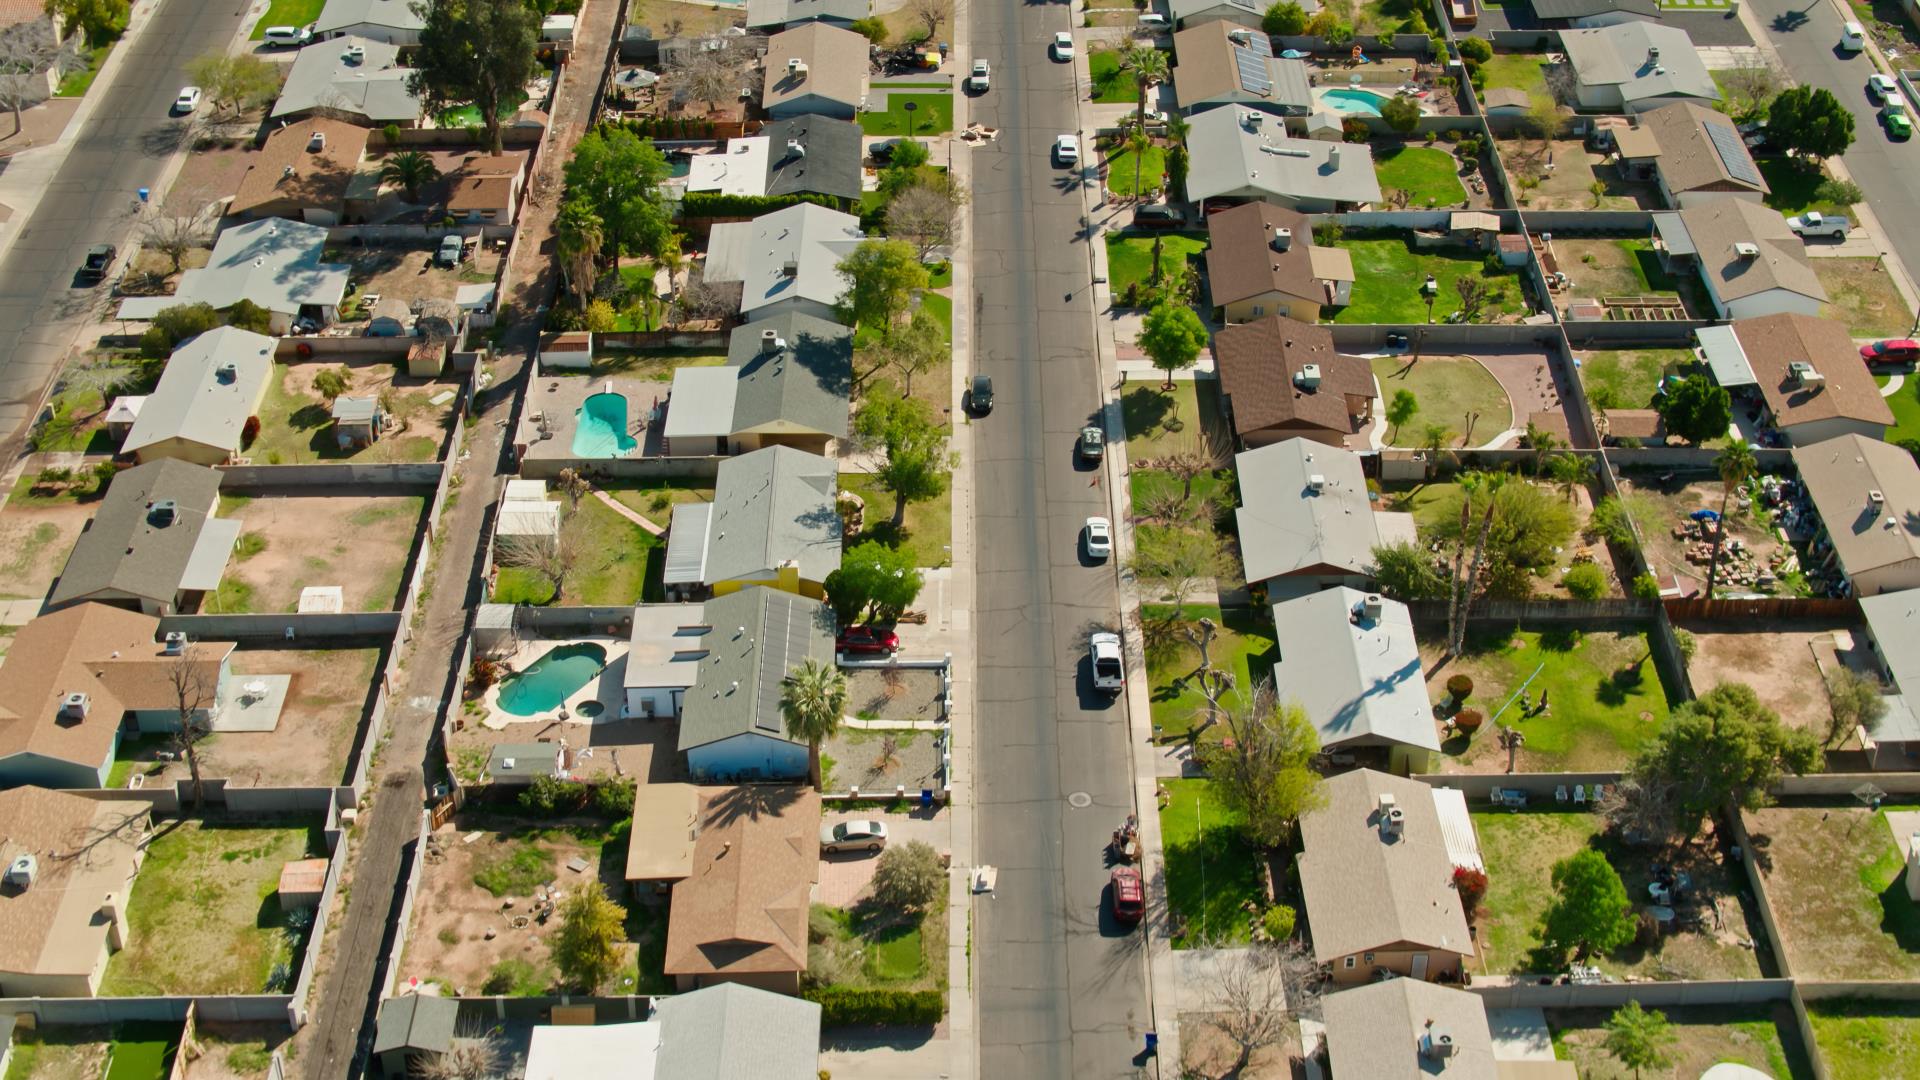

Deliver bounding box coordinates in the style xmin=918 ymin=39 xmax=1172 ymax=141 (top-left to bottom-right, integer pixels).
xmin=230 ymin=119 xmax=370 ymax=226
xmin=1663 ymin=198 xmax=1825 ymax=320
xmin=762 ymin=24 xmax=868 ymax=121
xmin=0 ymin=786 xmax=149 ymax=997
xmin=1171 ymin=21 xmax=1311 ymax=117
xmin=1792 ymin=434 xmax=1920 ymax=596
xmin=1213 ymin=315 xmax=1375 ymax=449
xmin=1204 ymin=203 xmax=1353 ymax=324
xmin=445 ymin=153 xmax=527 ymax=225
xmin=0 ymin=604 xmax=233 ymax=789
xmin=1730 ymin=314 xmax=1892 ymax=446
xmin=1619 ymin=102 xmax=1769 ymax=209
xmin=661 ymin=785 xmax=820 ymax=993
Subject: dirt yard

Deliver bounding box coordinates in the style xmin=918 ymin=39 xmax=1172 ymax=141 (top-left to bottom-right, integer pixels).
xmin=221 ymin=493 xmax=426 ymax=612
xmin=1498 ymin=138 xmax=1663 ymax=210
xmin=329 ymin=244 xmax=504 ymax=312
xmin=180 ymin=1023 xmax=290 ymax=1080
xmin=251 ymin=360 xmax=461 ymax=466
xmin=846 ymin=668 xmax=944 ymax=724
xmin=1618 ymin=475 xmax=1792 ymax=596
xmin=1744 ymin=805 xmax=1920 ymax=981
xmin=0 ymin=497 xmax=92 ymax=602
xmin=1179 ymin=1013 xmax=1296 ymax=1079
xmin=450 ymin=715 xmax=686 ymax=785
xmin=1680 ymin=622 xmax=1860 ymax=739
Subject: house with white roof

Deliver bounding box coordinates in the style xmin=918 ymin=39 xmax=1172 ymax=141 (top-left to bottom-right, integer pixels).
xmin=1272 ymin=587 xmax=1439 ymax=773
xmin=1233 ymin=438 xmax=1417 ymax=600
xmin=121 ymin=328 xmax=275 ymax=466
xmin=1185 ymin=105 xmax=1381 ymax=213
xmin=312 ymin=0 xmax=425 ymax=44
xmin=1562 ymin=22 xmax=1718 ymax=112
xmin=117 ymin=218 xmax=348 ymax=333
xmin=270 ymin=36 xmax=423 ymax=127
xmin=701 ymin=203 xmax=865 ymax=322
xmin=623 ymin=603 xmax=712 ymax=720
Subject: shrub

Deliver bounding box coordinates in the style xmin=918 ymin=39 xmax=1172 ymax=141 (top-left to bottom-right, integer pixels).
xmin=591 ymin=777 xmax=636 ymax=817
xmin=1454 ymin=708 xmax=1484 ymax=733
xmin=1341 ymin=117 xmax=1371 ymax=143
xmin=1453 ymin=865 xmax=1488 ymax=913
xmin=1631 ymin=572 xmax=1662 ymax=600
xmin=1446 ymin=674 xmax=1473 ymax=702
xmin=241 ymin=416 xmax=260 ymax=449
xmin=482 ymin=957 xmax=548 ymax=996
xmin=473 ymin=842 xmax=554 ymax=897
xmin=1563 ymin=561 xmax=1608 ymax=600
xmin=518 ymin=774 xmax=589 ymax=815
xmin=1261 ymin=904 xmax=1296 ymax=941
xmin=801 ymin=987 xmax=944 ymax=1026
xmin=872 ymin=840 xmax=945 ymax=911
xmin=1814 ymin=178 xmax=1864 ymax=206
xmin=809 ymin=906 xmax=842 ymax=944
xmin=139 ymin=302 xmax=223 ymax=358
xmin=465 ymin=657 xmax=504 ymax=699
xmin=680 ymin=191 xmax=837 ymax=219
xmin=1458 ymin=36 xmax=1492 ymax=62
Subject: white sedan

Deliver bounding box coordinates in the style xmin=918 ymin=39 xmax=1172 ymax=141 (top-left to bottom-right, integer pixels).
xmin=173 ymin=86 xmax=202 ymax=114
xmin=1084 ymin=517 xmax=1112 ymax=560
xmin=970 ymin=59 xmax=991 ymax=91
xmin=1871 ymin=73 xmax=1900 ymax=102
xmin=1054 ymin=134 xmax=1079 ymax=164
xmin=1052 ymin=31 xmax=1075 ymax=60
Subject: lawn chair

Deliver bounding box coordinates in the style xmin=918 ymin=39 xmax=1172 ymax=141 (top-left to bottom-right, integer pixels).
xmin=1590 ymin=783 xmax=1608 ymax=806
xmin=1573 ymin=784 xmax=1587 ymax=805
xmin=1555 ymin=785 xmax=1569 ymax=803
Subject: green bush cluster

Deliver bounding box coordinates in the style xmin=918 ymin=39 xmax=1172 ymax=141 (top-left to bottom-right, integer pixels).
xmin=801 ymin=987 xmax=944 ymax=1027
xmin=680 ymin=191 xmax=839 ymax=219
xmin=609 ymin=115 xmax=722 ymax=140
xmin=516 ymin=774 xmax=636 ymax=817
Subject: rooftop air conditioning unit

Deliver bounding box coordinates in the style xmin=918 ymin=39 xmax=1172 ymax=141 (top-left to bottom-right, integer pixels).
xmin=1734 ymin=242 xmax=1760 ymax=258
xmin=781 ymin=259 xmax=799 ymax=277
xmin=790 ymin=60 xmax=808 ymax=77
xmin=61 ymin=692 xmax=89 ymax=719
xmin=163 ymin=631 xmax=187 ymax=655
xmin=1422 ymin=1029 xmax=1456 ymax=1059
xmin=1363 ymin=593 xmax=1384 ymax=620
xmin=1789 ymin=361 xmax=1824 ymax=387
xmin=148 ymin=500 xmax=177 ymax=527
xmin=1242 ymin=111 xmax=1263 ymax=130
xmin=343 ymin=44 xmax=365 ymax=63
xmin=786 ymin=138 xmax=806 ymax=157
xmin=1295 ymin=363 xmax=1322 ymax=390
xmin=1271 ymin=227 xmax=1292 ymax=252
xmin=1384 ymin=806 xmax=1407 ymax=833
xmin=1307 ymin=473 xmax=1327 ymax=492
xmin=216 ymin=362 xmax=238 ymax=382
xmin=4 ymin=854 xmax=36 ymax=890
xmin=308 ymin=131 xmax=325 ymax=151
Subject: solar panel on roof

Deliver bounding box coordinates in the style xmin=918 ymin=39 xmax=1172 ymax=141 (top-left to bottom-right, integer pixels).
xmin=1704 ymin=122 xmax=1762 ymax=186
xmin=1235 ymin=45 xmax=1271 ymax=94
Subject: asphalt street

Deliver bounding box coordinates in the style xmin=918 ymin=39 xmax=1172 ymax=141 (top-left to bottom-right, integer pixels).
xmin=1749 ymin=0 xmax=1920 ymax=287
xmin=0 ymin=0 xmax=246 ymax=461
xmin=967 ymin=5 xmax=1153 ymax=1078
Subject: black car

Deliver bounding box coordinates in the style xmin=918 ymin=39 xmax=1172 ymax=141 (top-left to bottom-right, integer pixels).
xmin=969 ymin=374 xmax=993 ymax=414
xmin=1132 ymin=204 xmax=1183 ymax=229
xmin=78 ymin=244 xmax=115 ymax=284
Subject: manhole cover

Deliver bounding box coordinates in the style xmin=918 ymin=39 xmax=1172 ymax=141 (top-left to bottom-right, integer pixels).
xmin=1067 ymin=792 xmax=1093 ymax=808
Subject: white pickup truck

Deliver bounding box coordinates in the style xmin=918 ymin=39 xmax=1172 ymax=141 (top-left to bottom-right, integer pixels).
xmin=1787 ymin=212 xmax=1851 ymax=239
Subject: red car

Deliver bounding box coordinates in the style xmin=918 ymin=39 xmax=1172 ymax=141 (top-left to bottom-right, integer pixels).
xmin=1110 ymin=866 xmax=1145 ymax=924
xmin=836 ymin=625 xmax=900 ymax=655
xmin=1861 ymin=339 xmax=1920 ymax=365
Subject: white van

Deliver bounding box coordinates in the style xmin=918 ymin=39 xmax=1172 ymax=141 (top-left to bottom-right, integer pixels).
xmin=262 ymin=24 xmax=313 ymax=47
xmin=1841 ymin=20 xmax=1867 ymax=51
xmin=1137 ymin=13 xmax=1169 ymax=30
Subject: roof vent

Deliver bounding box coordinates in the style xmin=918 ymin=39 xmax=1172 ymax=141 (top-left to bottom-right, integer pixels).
xmin=781 ymin=259 xmax=799 ymax=277
xmin=1307 ymin=473 xmax=1327 ymax=492
xmin=1734 ymin=242 xmax=1760 ymax=258
xmin=761 ymin=327 xmax=780 ymax=352
xmin=1870 ymin=489 xmax=1886 ymax=507
xmin=786 ymin=138 xmax=806 ymax=158
xmin=1295 ymin=363 xmax=1322 ymax=390
xmin=163 ymin=631 xmax=187 ymax=655
xmin=4 ymin=854 xmax=36 ymax=890
xmin=61 ymin=692 xmax=90 ymax=720
xmin=308 ymin=131 xmax=325 ymax=151
xmin=1271 ymin=227 xmax=1292 ymax=252
xmin=148 ymin=500 xmax=177 ymax=527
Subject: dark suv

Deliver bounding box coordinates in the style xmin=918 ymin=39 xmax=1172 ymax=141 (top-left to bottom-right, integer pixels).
xmin=1132 ymin=204 xmax=1183 ymax=229
xmin=969 ymin=374 xmax=994 ymax=415
xmin=78 ymin=244 xmax=116 ymax=284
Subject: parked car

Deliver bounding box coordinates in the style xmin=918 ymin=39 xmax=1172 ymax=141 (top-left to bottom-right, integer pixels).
xmin=820 ymin=820 xmax=889 ymax=854
xmin=172 ymin=87 xmax=201 ymax=114
xmin=1109 ymin=865 xmax=1145 ymax=924
xmin=1054 ymin=134 xmax=1079 ymax=165
xmin=1052 ymin=31 xmax=1075 ymax=60
xmin=1078 ymin=424 xmax=1105 ymax=463
xmin=836 ymin=625 xmax=900 ymax=656
xmin=435 ymin=234 xmax=467 ymax=267
xmin=1842 ymin=19 xmax=1867 ymax=51
xmin=262 ymin=24 xmax=314 ymax=47
xmin=1787 ymin=211 xmax=1851 ymax=238
xmin=77 ymin=243 xmax=115 ymax=284
xmin=1132 ymin=204 xmax=1183 ymax=229
xmin=1084 ymin=516 xmax=1112 ymax=560
xmin=1861 ymin=338 xmax=1920 ymax=365
xmin=1136 ymin=13 xmax=1169 ymax=31
xmin=1886 ymin=99 xmax=1914 ymax=139
xmin=969 ymin=59 xmax=990 ymax=91
xmin=1090 ymin=632 xmax=1124 ymax=692
xmin=1871 ymin=73 xmax=1900 ymax=102
xmin=969 ymin=373 xmax=994 ymax=414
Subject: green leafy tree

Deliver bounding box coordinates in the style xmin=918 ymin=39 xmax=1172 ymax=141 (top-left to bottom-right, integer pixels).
xmin=1137 ymin=302 xmax=1206 ymax=388
xmin=554 ymin=198 xmax=605 ymax=304
xmin=852 ymin=390 xmax=956 ymax=527
xmin=1603 ymin=1002 xmax=1676 ymax=1080
xmin=870 ymin=303 xmax=947 ymax=398
xmin=409 ymin=0 xmax=539 ymax=154
xmin=1263 ymin=1 xmax=1308 ymax=34
xmin=551 ymin=881 xmax=626 ymax=991
xmin=1767 ymin=85 xmax=1856 ymax=160
xmin=1630 ymin=572 xmax=1662 ymax=600
xmin=45 ymin=0 xmax=126 ymax=47
xmin=837 ymin=238 xmax=929 ymax=332
xmin=1562 ymin=561 xmax=1607 ymax=600
xmin=1385 ymin=389 xmax=1418 ymax=442
xmin=223 ymin=299 xmax=272 ymax=335
xmin=183 ymin=52 xmax=282 ymax=120
xmin=1541 ymin=849 xmax=1634 ymax=960
xmin=1380 ymin=93 xmax=1421 ymax=135
xmin=311 ymin=367 xmax=351 ymax=400
xmin=1627 ymin=682 xmax=1824 ymax=838
xmin=872 ymin=840 xmax=945 ymax=910
xmin=779 ymin=658 xmax=848 ymax=790
xmin=1369 ymin=540 xmax=1447 ymax=601
xmin=1457 ymin=36 xmax=1493 ymax=62
xmin=562 ymin=126 xmax=672 ymax=257
xmin=1824 ymin=666 xmax=1888 ymax=748
xmin=379 ymin=149 xmax=441 ymax=202
xmin=848 ymin=15 xmax=889 ymax=43
xmin=1199 ymin=681 xmax=1325 ymax=849
xmin=138 ymin=303 xmax=222 ymax=359
xmin=1703 ymin=439 xmax=1757 ymax=596
xmin=1655 ymin=374 xmax=1731 ymax=446
xmin=875 ymin=139 xmax=933 ymax=201
xmin=824 ymin=541 xmax=924 ymax=625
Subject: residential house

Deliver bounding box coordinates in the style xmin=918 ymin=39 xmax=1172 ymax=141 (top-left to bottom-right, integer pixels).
xmin=1272 ymin=588 xmax=1438 ymax=773
xmin=659 ymin=785 xmax=821 ymax=991
xmin=662 ymin=446 xmax=843 ymax=600
xmin=676 ymin=588 xmax=835 ymax=780
xmin=745 ymin=0 xmax=866 ymax=29
xmin=1561 ymin=22 xmax=1717 ymax=112
xmin=623 ymin=605 xmax=712 ymax=719
xmin=371 ymin=994 xmax=457 ymax=1079
xmin=229 ymin=120 xmax=370 ymax=225
xmin=1322 ymin=980 xmax=1504 ymax=1080
xmin=1524 ymin=0 xmax=1662 ymax=27
xmin=1185 ymin=105 xmax=1382 ymax=212
xmin=1660 ymin=198 xmax=1825 ymax=319
xmin=761 ymin=24 xmax=869 ymax=120
xmin=1701 ymin=314 xmax=1892 ymax=445
xmin=525 ymin=1023 xmax=660 ymax=1080
xmin=1857 ymin=591 xmax=1920 ymax=770
xmin=663 ymin=313 xmax=852 ymax=457
xmin=1168 ymin=0 xmax=1266 ymax=29
xmin=686 ymin=118 xmax=864 ymax=208
xmin=702 ymin=203 xmax=865 ymax=322
xmin=1792 ymin=434 xmax=1920 ymax=596
xmin=651 ymin=983 xmax=823 ymax=1078
xmin=1172 ymin=22 xmax=1312 ymax=116
xmin=445 ymin=153 xmax=527 ymax=225
xmin=486 ymin=742 xmax=561 ymax=786
xmin=1234 ymin=439 xmax=1416 ymax=599
xmin=0 ymin=787 xmax=149 ymax=997
xmin=270 ymin=37 xmax=423 ymax=127
xmin=1204 ymin=202 xmax=1354 ymax=323
xmin=313 ymin=0 xmax=426 ymax=44
xmin=0 ymin=3 xmax=50 ymax=32
xmin=1615 ymin=102 xmax=1769 ymax=208
xmin=120 ymin=327 xmax=274 ymax=466
xmin=331 ymin=396 xmax=383 ymax=449
xmin=47 ymin=460 xmax=238 ymax=616
xmin=1297 ymin=769 xmax=1474 ymax=985
xmin=0 ymin=604 xmax=233 ymax=789
xmin=1214 ymin=316 xmax=1375 ymax=448
xmin=117 ymin=218 xmax=349 ymax=333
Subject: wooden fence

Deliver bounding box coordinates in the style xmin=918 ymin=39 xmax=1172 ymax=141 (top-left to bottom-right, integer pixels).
xmin=1663 ymin=597 xmax=1863 ymax=622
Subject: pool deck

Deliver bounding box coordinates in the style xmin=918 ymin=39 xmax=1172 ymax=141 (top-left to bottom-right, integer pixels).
xmin=481 ymin=635 xmax=633 ymax=732
xmin=518 ymin=373 xmax=667 ymax=462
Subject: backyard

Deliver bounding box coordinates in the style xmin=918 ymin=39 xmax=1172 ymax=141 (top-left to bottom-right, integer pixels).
xmin=1424 ymin=626 xmax=1675 ymax=773
xmin=1331 ymin=238 xmax=1527 ymax=324
xmin=1479 ymin=52 xmax=1551 ymax=109
xmin=1807 ymin=999 xmax=1920 ymax=1080
xmin=1501 ymin=138 xmax=1660 ymax=211
xmin=606 ymin=479 xmax=715 ymax=530
xmin=249 ymin=361 xmax=459 ymax=465
xmin=1680 ymin=624 xmax=1849 ymax=740
xmin=2 ymin=1023 xmax=184 ymax=1080
xmin=100 ymin=819 xmax=324 ymax=996
xmin=842 ymin=471 xmax=952 ymax=568
xmin=593 ymin=346 xmax=725 ymax=383
xmin=1370 ymin=355 xmax=1513 ymax=447
xmin=214 ymin=494 xmax=426 ymax=614
xmin=858 ymin=93 xmax=954 ymax=136
xmin=1550 ymin=237 xmax=1689 ymax=311
xmin=1159 ymin=778 xmax=1268 ymax=948
xmin=1472 ymin=810 xmax=1767 ymax=980
xmin=1576 ymin=347 xmax=1695 ymax=411
xmin=1616 ymin=473 xmax=1798 ymax=598
xmin=1817 ymin=258 xmax=1913 ymax=338
xmin=1104 ymin=231 xmax=1206 ymax=304
xmin=1744 ymin=803 xmax=1920 ymax=981
xmin=1373 ymin=145 xmax=1468 ymax=209
xmin=493 ymin=494 xmax=659 ymax=605
xmin=1549 ymin=1005 xmax=1814 ymax=1079
xmin=1140 ymin=604 xmax=1275 ymax=741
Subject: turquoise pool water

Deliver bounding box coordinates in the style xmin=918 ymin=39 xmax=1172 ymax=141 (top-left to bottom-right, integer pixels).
xmin=572 ymin=392 xmax=637 ymax=457
xmin=1320 ymin=88 xmax=1391 ymax=116
xmin=497 ymin=642 xmax=609 ymax=716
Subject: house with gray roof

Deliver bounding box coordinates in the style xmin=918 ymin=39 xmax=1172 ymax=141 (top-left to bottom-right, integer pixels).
xmin=313 ymin=0 xmax=425 ymax=44
xmin=653 ymin=983 xmax=822 ymax=1077
xmin=1172 ymin=21 xmax=1312 ymax=117
xmin=1323 ymin=980 xmax=1502 ymax=1080
xmin=663 ymin=313 xmax=852 ymax=457
xmin=685 ymin=117 xmax=863 ymax=207
xmin=270 ymin=36 xmax=423 ymax=126
xmin=487 ymin=742 xmax=562 ymax=786
xmin=677 ymin=587 xmax=835 ymax=780
xmin=372 ymin=994 xmax=457 ymax=1079
xmin=1858 ymin=591 xmax=1920 ymax=770
xmin=1272 ymin=587 xmax=1438 ymax=772
xmin=745 ymin=0 xmax=866 ymax=29
xmin=1169 ymin=0 xmax=1269 ymax=29
xmin=1661 ymin=198 xmax=1825 ymax=320
xmin=1791 ymin=434 xmax=1920 ymax=597
xmin=1233 ymin=439 xmax=1416 ymax=600
xmin=662 ymin=446 xmax=843 ymax=599
xmin=1527 ymin=0 xmax=1661 ymax=26
xmin=702 ymin=202 xmax=865 ymax=321
xmin=117 ymin=218 xmax=348 ymax=333
xmin=47 ymin=460 xmax=238 ymax=617
xmin=1562 ymin=22 xmax=1717 ymax=112
xmin=1185 ymin=105 xmax=1381 ymax=212
xmin=121 ymin=327 xmax=275 ymax=466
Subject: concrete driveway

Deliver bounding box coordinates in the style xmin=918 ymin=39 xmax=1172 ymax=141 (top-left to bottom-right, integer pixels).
xmin=816 ymin=805 xmax=952 ymax=908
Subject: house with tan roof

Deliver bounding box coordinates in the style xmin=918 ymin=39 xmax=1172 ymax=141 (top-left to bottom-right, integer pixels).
xmin=1791 ymin=434 xmax=1920 ymax=597
xmin=1617 ymin=102 xmax=1769 ymax=208
xmin=1204 ymin=203 xmax=1353 ymax=324
xmin=1710 ymin=314 xmax=1892 ymax=446
xmin=120 ymin=327 xmax=276 ymax=466
xmin=1171 ymin=21 xmax=1312 ymax=117
xmin=762 ymin=24 xmax=868 ymax=121
xmin=1214 ymin=315 xmax=1375 ymax=449
xmin=230 ymin=120 xmax=369 ymax=226
xmin=445 ymin=153 xmax=527 ymax=225
xmin=47 ymin=459 xmax=239 ymax=616
xmin=1323 ymin=979 xmax=1512 ymax=1080
xmin=1297 ymin=769 xmax=1473 ymax=985
xmin=0 ymin=786 xmax=150 ymax=997
xmin=0 ymin=604 xmax=233 ymax=789
xmin=1660 ymin=198 xmax=1825 ymax=320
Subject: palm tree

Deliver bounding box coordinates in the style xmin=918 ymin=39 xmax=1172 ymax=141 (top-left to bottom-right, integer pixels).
xmin=1547 ymin=453 xmax=1588 ymax=503
xmin=1162 ymin=112 xmax=1190 ymax=148
xmin=379 ymin=150 xmax=441 ymax=203
xmin=1703 ymin=438 xmax=1757 ymax=598
xmin=1124 ymin=125 xmax=1153 ymax=202
xmin=1420 ymin=422 xmax=1456 ymax=479
xmin=554 ymin=200 xmax=605 ymax=305
xmin=1447 ymin=471 xmax=1509 ymax=659
xmin=780 ymin=658 xmax=848 ymax=791
xmin=1121 ymin=44 xmax=1169 ymax=129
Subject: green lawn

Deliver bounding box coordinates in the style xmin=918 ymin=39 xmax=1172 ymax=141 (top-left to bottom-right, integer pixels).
xmin=1808 ymin=1000 xmax=1920 ymax=1080
xmin=1759 ymin=157 xmax=1854 ymax=217
xmin=1332 ymin=239 xmax=1526 ymax=324
xmin=1159 ymin=778 xmax=1268 ymax=948
xmin=1816 ymin=258 xmax=1915 ymax=338
xmin=250 ymin=0 xmax=326 ymax=36
xmin=608 ymin=480 xmax=714 ymax=529
xmin=1374 ymin=146 xmax=1469 ymax=209
xmin=492 ymin=495 xmax=660 ymax=605
xmin=1120 ymin=381 xmax=1218 ymax=461
xmin=1480 ymin=53 xmax=1551 ymax=109
xmin=858 ymin=93 xmax=954 ymax=136
xmin=1578 ymin=348 xmax=1695 ymax=411
xmin=1106 ymin=145 xmax=1166 ymax=198
xmin=106 ymin=733 xmax=172 ymax=789
xmin=1141 ymin=604 xmax=1275 ymax=740
xmin=1745 ymin=804 xmax=1920 ymax=981
xmin=1089 ymin=50 xmax=1138 ymax=104
xmin=3 ymin=1023 xmax=183 ymax=1080
xmin=1129 ymin=467 xmax=1231 ymax=522
xmin=809 ymin=903 xmax=946 ymax=989
xmin=28 ymin=386 xmax=109 ymax=452
xmin=437 ymin=88 xmax=532 ymax=128
xmin=1370 ymin=355 xmax=1512 ymax=448
xmin=1104 ymin=230 xmax=1207 ymax=303
xmin=251 ymin=369 xmax=447 ymax=465
xmin=55 ymin=44 xmax=112 ymax=98
xmin=1887 ymin=378 xmax=1920 ymax=446
xmin=842 ymin=471 xmax=952 ymax=568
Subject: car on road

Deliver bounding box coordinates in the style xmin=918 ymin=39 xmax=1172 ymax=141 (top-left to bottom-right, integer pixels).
xmin=1842 ymin=20 xmax=1867 ymax=51
xmin=837 ymin=625 xmax=900 ymax=656
xmin=1052 ymin=31 xmax=1075 ymax=60
xmin=77 ymin=243 xmax=115 ymax=284
xmin=969 ymin=373 xmax=993 ymax=414
xmin=172 ymin=87 xmax=201 ymax=114
xmin=1078 ymin=424 xmax=1105 ymax=463
xmin=1787 ymin=211 xmax=1851 ymax=238
xmin=1090 ymin=631 xmax=1124 ymax=692
xmin=969 ymin=59 xmax=990 ymax=91
xmin=1132 ymin=204 xmax=1182 ymax=229
xmin=821 ymin=820 xmax=889 ymax=854
xmin=1054 ymin=134 xmax=1079 ymax=165
xmin=435 ymin=234 xmax=467 ymax=267
xmin=1084 ymin=516 xmax=1112 ymax=560
xmin=1871 ymin=73 xmax=1901 ymax=102
xmin=1887 ymin=99 xmax=1914 ymax=139
xmin=1109 ymin=865 xmax=1145 ymax=924
xmin=1861 ymin=338 xmax=1920 ymax=365
xmin=262 ymin=24 xmax=314 ymax=47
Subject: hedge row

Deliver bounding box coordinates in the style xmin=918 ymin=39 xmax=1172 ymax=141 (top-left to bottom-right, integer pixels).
xmin=800 ymin=987 xmax=944 ymax=1027
xmin=606 ymin=116 xmax=724 ymax=140
xmin=679 ymin=191 xmax=839 ymax=219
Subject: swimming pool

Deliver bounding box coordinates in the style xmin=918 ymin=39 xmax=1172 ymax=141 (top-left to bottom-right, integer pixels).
xmin=572 ymin=392 xmax=638 ymax=457
xmin=1319 ymin=88 xmax=1392 ymax=116
xmin=496 ymin=642 xmax=609 ymax=716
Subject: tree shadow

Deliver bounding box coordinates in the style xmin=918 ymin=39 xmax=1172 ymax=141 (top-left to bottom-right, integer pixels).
xmin=1120 ymin=386 xmax=1174 ymax=437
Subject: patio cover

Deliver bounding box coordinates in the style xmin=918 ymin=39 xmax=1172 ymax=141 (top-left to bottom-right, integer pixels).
xmin=663 ymin=367 xmax=739 ymax=441
xmin=663 ymin=502 xmax=713 ymax=585
xmin=179 ymin=518 xmax=242 ymax=592
xmin=1374 ymin=510 xmax=1419 ymax=550
xmin=1430 ymin=786 xmax=1485 ymax=874
xmin=1694 ymin=324 xmax=1757 ymax=388
xmin=526 ymin=1022 xmax=660 ymax=1080
xmin=1652 ymin=211 xmax=1696 ymax=258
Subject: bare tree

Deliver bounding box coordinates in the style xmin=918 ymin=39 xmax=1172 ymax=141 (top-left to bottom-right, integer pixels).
xmin=1597 ymin=775 xmax=1679 ymax=846
xmin=1164 ymin=440 xmax=1219 ymax=501
xmin=885 ymin=182 xmax=965 ymax=262
xmin=0 ymin=20 xmax=78 ymax=137
xmin=1197 ymin=947 xmax=1309 ymax=1078
xmin=1454 ymin=275 xmax=1495 ymax=323
xmin=135 ymin=202 xmax=216 ymax=275
xmin=555 ymin=467 xmax=590 ymax=511
xmin=419 ymin=1026 xmax=507 ymax=1080
xmin=907 ymin=0 xmax=951 ymax=39
xmin=184 ymin=51 xmax=283 ymax=121
xmin=1125 ymin=525 xmax=1230 ymax=632
xmin=666 ymin=272 xmax=737 ymax=328
xmin=496 ymin=519 xmax=585 ymax=603
xmin=668 ymin=45 xmax=755 ymax=110
xmin=1184 ymin=616 xmax=1234 ymax=733
xmin=166 ymin=643 xmax=218 ymax=810
xmin=1717 ymin=63 xmax=1783 ymax=124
